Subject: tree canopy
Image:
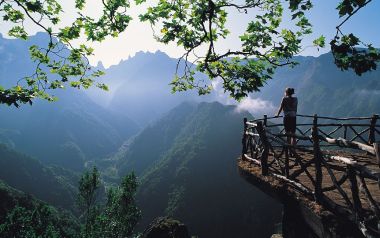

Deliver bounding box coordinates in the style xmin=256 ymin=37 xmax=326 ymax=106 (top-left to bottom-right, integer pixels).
xmin=0 ymin=167 xmax=141 ymax=237
xmin=0 ymin=0 xmax=378 ymax=106
xmin=0 ymin=0 xmax=131 ymax=106
xmin=77 ymin=167 xmax=141 ymax=238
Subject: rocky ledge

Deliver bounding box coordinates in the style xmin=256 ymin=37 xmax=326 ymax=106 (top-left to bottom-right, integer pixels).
xmin=142 ymin=217 xmax=191 ymax=238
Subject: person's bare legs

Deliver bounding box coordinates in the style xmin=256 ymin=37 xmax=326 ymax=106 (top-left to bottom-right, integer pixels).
xmin=291 ymin=134 xmax=297 ymax=147
xmin=285 ymin=130 xmax=292 ymax=158
xmin=285 ymin=130 xmax=296 ymax=146
xmin=288 ymin=130 xmax=296 ymax=157
xmin=286 ymin=130 xmax=291 ymax=145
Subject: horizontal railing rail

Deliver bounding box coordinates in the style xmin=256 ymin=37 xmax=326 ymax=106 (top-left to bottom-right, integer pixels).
xmin=250 ymin=114 xmax=379 ymax=122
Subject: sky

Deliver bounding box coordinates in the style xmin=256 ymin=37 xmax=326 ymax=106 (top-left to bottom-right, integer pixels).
xmin=0 ymin=0 xmax=379 ymax=68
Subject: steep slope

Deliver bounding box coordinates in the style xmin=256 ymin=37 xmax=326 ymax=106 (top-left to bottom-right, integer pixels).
xmin=0 ymin=180 xmax=79 ymax=237
xmin=117 ymin=102 xmax=197 ymax=176
xmin=0 ymin=144 xmax=78 ymax=211
xmin=118 ymin=102 xmax=282 ymax=238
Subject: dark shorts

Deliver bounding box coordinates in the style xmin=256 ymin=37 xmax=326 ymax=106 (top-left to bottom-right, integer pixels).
xmin=284 ymin=116 xmax=296 ymax=133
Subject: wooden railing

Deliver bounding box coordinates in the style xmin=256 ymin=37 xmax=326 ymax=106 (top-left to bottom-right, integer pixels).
xmin=242 ymin=114 xmax=380 ymax=238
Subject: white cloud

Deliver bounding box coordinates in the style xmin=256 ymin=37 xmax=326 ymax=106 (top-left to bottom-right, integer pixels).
xmin=211 ymin=79 xmax=235 ymax=105
xmin=355 ymin=89 xmax=380 ymax=96
xmin=211 ymin=78 xmax=275 ymax=116
xmin=235 ymin=97 xmax=276 ymax=116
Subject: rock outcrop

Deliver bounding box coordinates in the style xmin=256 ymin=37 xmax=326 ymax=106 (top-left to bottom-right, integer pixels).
xmin=142 ymin=217 xmax=190 ymax=238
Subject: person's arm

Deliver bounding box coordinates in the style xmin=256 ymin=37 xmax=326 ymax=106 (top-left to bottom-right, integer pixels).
xmin=276 ymin=98 xmax=284 ymax=117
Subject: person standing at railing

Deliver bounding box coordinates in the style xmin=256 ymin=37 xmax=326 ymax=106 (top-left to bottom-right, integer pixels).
xmin=276 ymin=87 xmax=298 ymax=147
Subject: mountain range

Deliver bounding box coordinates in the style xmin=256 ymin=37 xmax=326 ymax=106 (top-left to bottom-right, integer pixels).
xmin=1 ymin=33 xmax=379 ymax=171
xmin=85 ymin=50 xmax=213 ymax=126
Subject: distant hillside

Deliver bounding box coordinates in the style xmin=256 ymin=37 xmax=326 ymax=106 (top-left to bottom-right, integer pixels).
xmin=0 ymin=33 xmax=44 ymax=89
xmin=0 ymin=34 xmax=140 ymax=170
xmin=86 ymin=51 xmax=214 ymax=126
xmin=0 ymin=144 xmax=79 ymax=211
xmin=116 ymin=102 xmax=282 ymax=238
xmin=0 ymin=90 xmax=139 ymax=170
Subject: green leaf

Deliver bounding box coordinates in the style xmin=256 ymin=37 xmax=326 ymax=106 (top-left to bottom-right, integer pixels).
xmin=313 ymin=35 xmax=326 ymax=48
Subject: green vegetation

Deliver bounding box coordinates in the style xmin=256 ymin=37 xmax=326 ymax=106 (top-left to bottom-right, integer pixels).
xmin=0 ymin=205 xmax=76 ymax=238
xmin=141 ymin=0 xmax=379 ymax=98
xmin=77 ymin=167 xmax=141 ymax=238
xmin=78 ymin=167 xmax=101 ymax=237
xmin=0 ymin=150 xmax=140 ymax=237
xmin=116 ymin=102 xmax=282 ymax=237
xmin=1 ymin=0 xmax=378 ymax=105
xmin=0 ymin=0 xmax=130 ymax=106
xmin=0 ymin=144 xmax=79 ymax=211
xmin=0 ymin=180 xmax=80 ymax=238
xmin=0 ymin=165 xmax=141 ymax=238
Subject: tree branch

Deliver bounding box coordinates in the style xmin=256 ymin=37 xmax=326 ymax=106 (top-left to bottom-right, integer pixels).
xmin=336 ymin=0 xmax=373 ymax=30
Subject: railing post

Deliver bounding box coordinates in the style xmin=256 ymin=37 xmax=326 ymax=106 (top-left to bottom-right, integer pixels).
xmin=257 ymin=121 xmax=269 ymax=176
xmin=347 ymin=166 xmax=362 ymax=223
xmin=369 ymin=114 xmax=378 ymax=145
xmin=263 ymin=114 xmax=268 ymax=127
xmin=374 ymin=142 xmax=380 ymax=168
xmin=242 ymin=118 xmax=248 ymax=160
xmin=284 ymin=147 xmax=290 ymax=178
xmin=343 ymin=125 xmax=347 ymax=140
xmin=312 ymin=114 xmax=323 ymax=203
